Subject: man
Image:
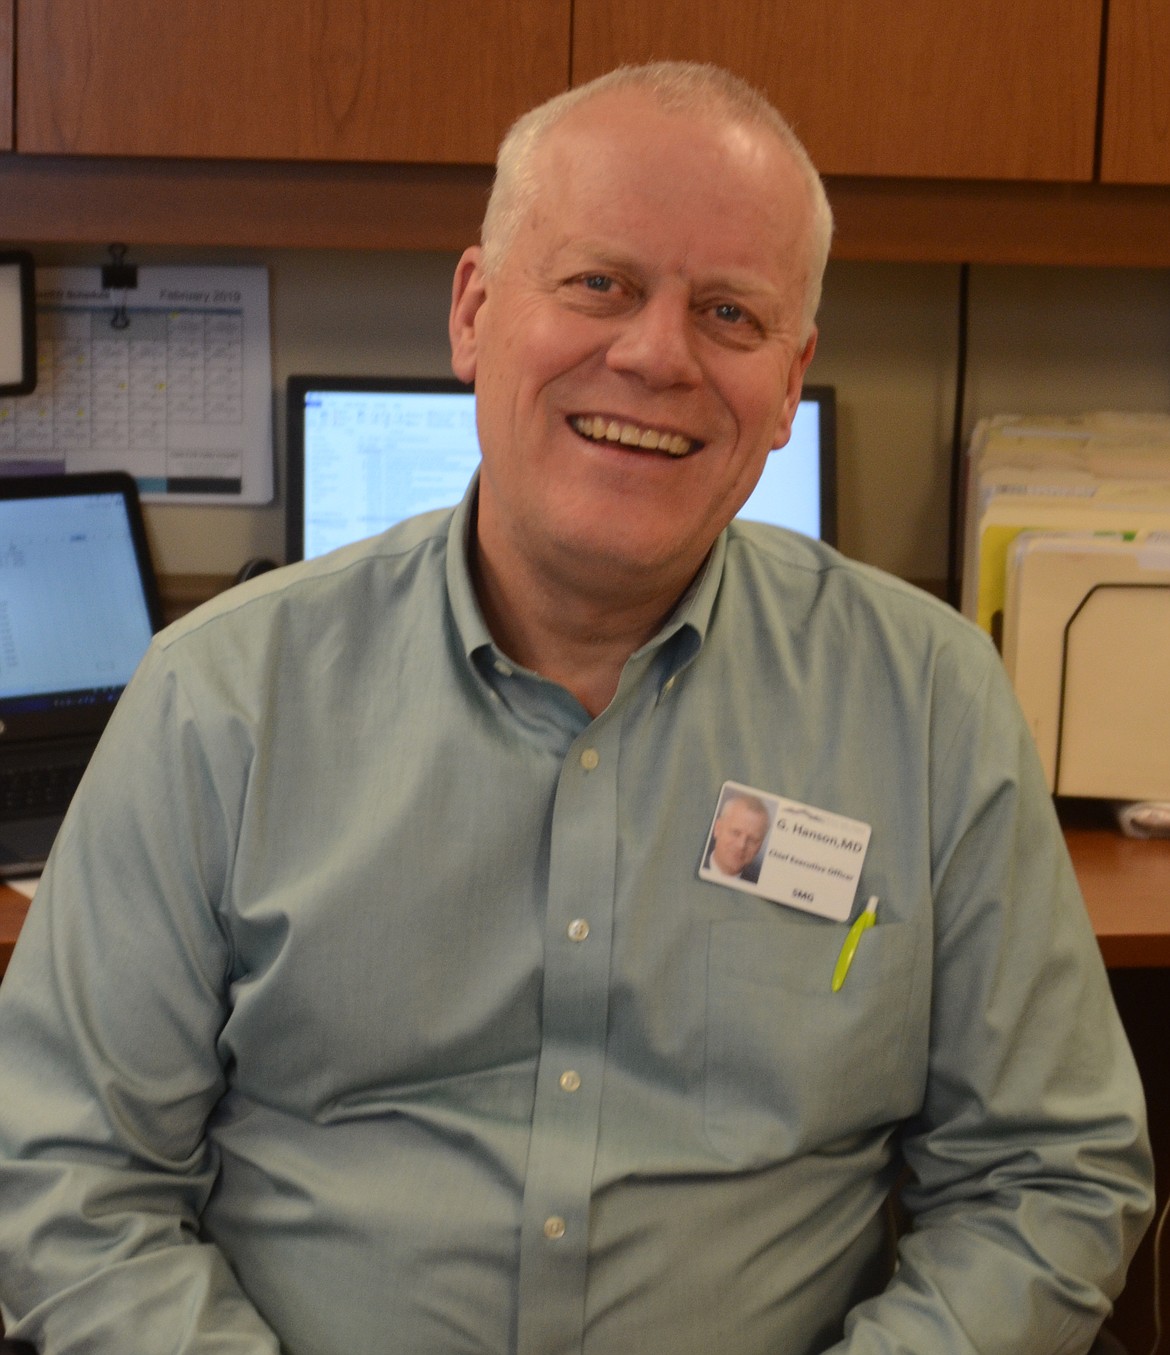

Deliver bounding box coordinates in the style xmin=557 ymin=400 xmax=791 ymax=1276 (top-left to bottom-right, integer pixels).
xmin=704 ymin=792 xmax=771 ymax=882
xmin=0 ymin=62 xmax=1153 ymax=1355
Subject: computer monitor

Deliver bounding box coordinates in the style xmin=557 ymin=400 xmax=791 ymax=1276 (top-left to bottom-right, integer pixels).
xmin=740 ymin=383 xmax=836 ymax=545
xmin=286 ymin=376 xmax=836 ymax=562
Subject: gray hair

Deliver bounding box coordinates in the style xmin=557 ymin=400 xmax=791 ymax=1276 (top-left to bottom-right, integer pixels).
xmin=479 ymin=61 xmax=834 ymax=338
xmin=719 ymin=792 xmax=770 ymax=823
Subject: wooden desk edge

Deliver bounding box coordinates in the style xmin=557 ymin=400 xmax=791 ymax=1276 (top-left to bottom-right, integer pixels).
xmin=0 ymin=886 xmax=32 ymax=977
xmin=1063 ymin=819 xmax=1170 ymax=969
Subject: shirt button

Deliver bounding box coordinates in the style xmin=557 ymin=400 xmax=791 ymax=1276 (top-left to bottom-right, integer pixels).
xmin=579 ymin=747 xmax=600 ymax=771
xmin=493 ymin=658 xmax=513 ymax=677
xmin=559 ymin=1070 xmax=581 ymax=1092
xmin=663 ymin=675 xmax=677 ymax=693
xmin=543 ymin=1215 xmax=566 ymax=1240
xmin=567 ymin=918 xmax=590 ymax=942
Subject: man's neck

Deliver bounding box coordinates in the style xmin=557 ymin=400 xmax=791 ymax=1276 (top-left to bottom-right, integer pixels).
xmin=471 ymin=535 xmax=698 ymax=718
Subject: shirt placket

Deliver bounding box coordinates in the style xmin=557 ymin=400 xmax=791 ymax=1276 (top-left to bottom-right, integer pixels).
xmin=515 ymin=717 xmax=620 ymax=1355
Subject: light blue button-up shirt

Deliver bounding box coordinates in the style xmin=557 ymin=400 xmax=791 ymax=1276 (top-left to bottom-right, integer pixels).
xmin=0 ymin=485 xmax=1153 ymax=1354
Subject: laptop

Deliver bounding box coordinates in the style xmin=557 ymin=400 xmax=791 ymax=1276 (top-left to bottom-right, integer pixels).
xmin=0 ymin=472 xmax=162 ymax=877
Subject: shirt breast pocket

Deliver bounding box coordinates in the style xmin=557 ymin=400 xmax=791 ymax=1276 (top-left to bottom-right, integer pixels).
xmin=704 ymin=916 xmax=923 ymax=1165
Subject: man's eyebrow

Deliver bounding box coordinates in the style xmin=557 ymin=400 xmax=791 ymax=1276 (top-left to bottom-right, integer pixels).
xmin=553 ymin=242 xmax=781 ymax=298
xmin=694 ymin=267 xmax=787 ymax=303
xmin=550 ymin=241 xmax=642 ymax=274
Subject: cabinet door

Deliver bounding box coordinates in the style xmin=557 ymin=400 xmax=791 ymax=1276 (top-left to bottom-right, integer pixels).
xmin=572 ymin=0 xmax=1102 ymax=181
xmin=0 ymin=1 xmax=11 ymax=151
xmin=17 ymin=0 xmax=570 ymax=163
xmin=1100 ymin=0 xmax=1170 ymax=184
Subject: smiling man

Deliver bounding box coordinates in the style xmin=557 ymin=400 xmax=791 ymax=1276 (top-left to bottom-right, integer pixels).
xmin=450 ymin=71 xmax=820 ymax=714
xmin=0 ymin=62 xmax=1153 ymax=1355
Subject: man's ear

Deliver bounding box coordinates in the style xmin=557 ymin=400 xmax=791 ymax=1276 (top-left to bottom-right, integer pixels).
xmin=449 ymin=247 xmax=488 ymax=385
xmin=770 ymin=328 xmax=819 ymax=449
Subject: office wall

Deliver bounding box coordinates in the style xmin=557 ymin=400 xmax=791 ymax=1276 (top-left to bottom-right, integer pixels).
xmin=28 ymin=245 xmax=1170 ymax=586
xmin=815 ymin=262 xmax=1170 ymax=583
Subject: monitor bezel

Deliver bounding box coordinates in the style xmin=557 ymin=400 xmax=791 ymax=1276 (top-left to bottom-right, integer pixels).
xmin=795 ymin=383 xmax=837 ymax=548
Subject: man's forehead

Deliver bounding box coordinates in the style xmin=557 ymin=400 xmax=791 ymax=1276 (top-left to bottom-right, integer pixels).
xmin=519 ymin=131 xmax=805 ymax=291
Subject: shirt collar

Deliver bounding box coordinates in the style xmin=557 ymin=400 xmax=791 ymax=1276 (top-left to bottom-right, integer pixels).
xmin=444 ymin=472 xmax=727 ymax=692
xmin=444 ymin=473 xmax=496 ymax=660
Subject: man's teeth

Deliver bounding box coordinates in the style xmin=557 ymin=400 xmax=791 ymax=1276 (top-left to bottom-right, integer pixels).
xmin=571 ymin=415 xmax=694 ymax=457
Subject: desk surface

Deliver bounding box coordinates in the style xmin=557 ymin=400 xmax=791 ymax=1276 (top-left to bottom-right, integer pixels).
xmin=1 ymin=817 xmax=1168 ymax=976
xmin=1061 ymin=804 xmax=1170 ymax=967
xmin=1 ymin=888 xmax=30 ymax=977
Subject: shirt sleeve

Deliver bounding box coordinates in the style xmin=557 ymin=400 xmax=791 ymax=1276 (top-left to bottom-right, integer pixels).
xmin=0 ymin=642 xmax=281 ymax=1354
xmin=826 ymin=647 xmax=1155 ymax=1353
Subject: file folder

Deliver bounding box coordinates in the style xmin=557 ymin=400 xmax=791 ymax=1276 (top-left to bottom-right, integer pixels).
xmin=962 ymin=413 xmax=1170 ymax=638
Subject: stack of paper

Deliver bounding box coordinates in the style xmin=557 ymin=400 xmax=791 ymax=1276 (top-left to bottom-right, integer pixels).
xmin=962 ymin=415 xmax=1170 ymax=799
xmin=961 ymin=413 xmax=1170 ymax=639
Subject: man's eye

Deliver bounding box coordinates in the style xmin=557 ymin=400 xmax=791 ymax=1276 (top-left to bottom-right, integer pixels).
xmin=713 ymin=302 xmax=747 ymax=324
xmin=580 ymin=274 xmax=614 ymax=292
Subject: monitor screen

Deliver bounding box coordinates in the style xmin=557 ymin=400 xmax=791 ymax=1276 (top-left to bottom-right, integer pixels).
xmin=739 ymin=384 xmax=836 ymax=545
xmin=286 ymin=376 xmax=836 ymax=562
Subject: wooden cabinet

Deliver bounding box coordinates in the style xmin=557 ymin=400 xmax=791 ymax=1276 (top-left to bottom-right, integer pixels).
xmin=1100 ymin=0 xmax=1170 ymax=184
xmin=17 ymin=0 xmax=1115 ymax=182
xmin=4 ymin=0 xmax=1170 ymax=260
xmin=0 ymin=1 xmax=11 ymax=151
xmin=15 ymin=0 xmax=570 ymax=164
xmin=571 ymin=0 xmax=1103 ymax=181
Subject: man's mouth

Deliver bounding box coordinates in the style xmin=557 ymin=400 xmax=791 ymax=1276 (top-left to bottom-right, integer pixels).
xmin=569 ymin=414 xmax=699 ymax=458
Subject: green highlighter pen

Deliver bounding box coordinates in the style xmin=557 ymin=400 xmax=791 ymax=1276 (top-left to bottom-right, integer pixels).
xmin=831 ymin=896 xmax=879 ymax=992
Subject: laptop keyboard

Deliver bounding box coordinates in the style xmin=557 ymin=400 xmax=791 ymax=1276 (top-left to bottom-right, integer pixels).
xmin=0 ymin=757 xmax=88 ymax=821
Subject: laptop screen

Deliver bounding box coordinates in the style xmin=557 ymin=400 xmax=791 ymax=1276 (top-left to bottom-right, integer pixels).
xmin=286 ymin=376 xmax=837 ymax=561
xmin=0 ymin=473 xmax=161 ymax=738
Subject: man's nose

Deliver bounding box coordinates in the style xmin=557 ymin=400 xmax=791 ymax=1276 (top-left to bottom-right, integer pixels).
xmin=605 ymin=292 xmax=702 ymax=389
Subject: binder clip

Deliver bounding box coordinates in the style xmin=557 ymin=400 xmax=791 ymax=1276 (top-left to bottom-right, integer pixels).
xmin=101 ymin=243 xmax=138 ymax=330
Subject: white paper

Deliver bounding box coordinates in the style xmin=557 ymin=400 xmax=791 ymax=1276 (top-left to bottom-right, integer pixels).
xmin=0 ymin=265 xmax=272 ymax=504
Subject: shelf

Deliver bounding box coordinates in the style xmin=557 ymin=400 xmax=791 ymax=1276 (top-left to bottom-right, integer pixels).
xmin=5 ymin=155 xmax=1170 ymax=266
xmin=0 ymin=155 xmax=494 ymax=253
